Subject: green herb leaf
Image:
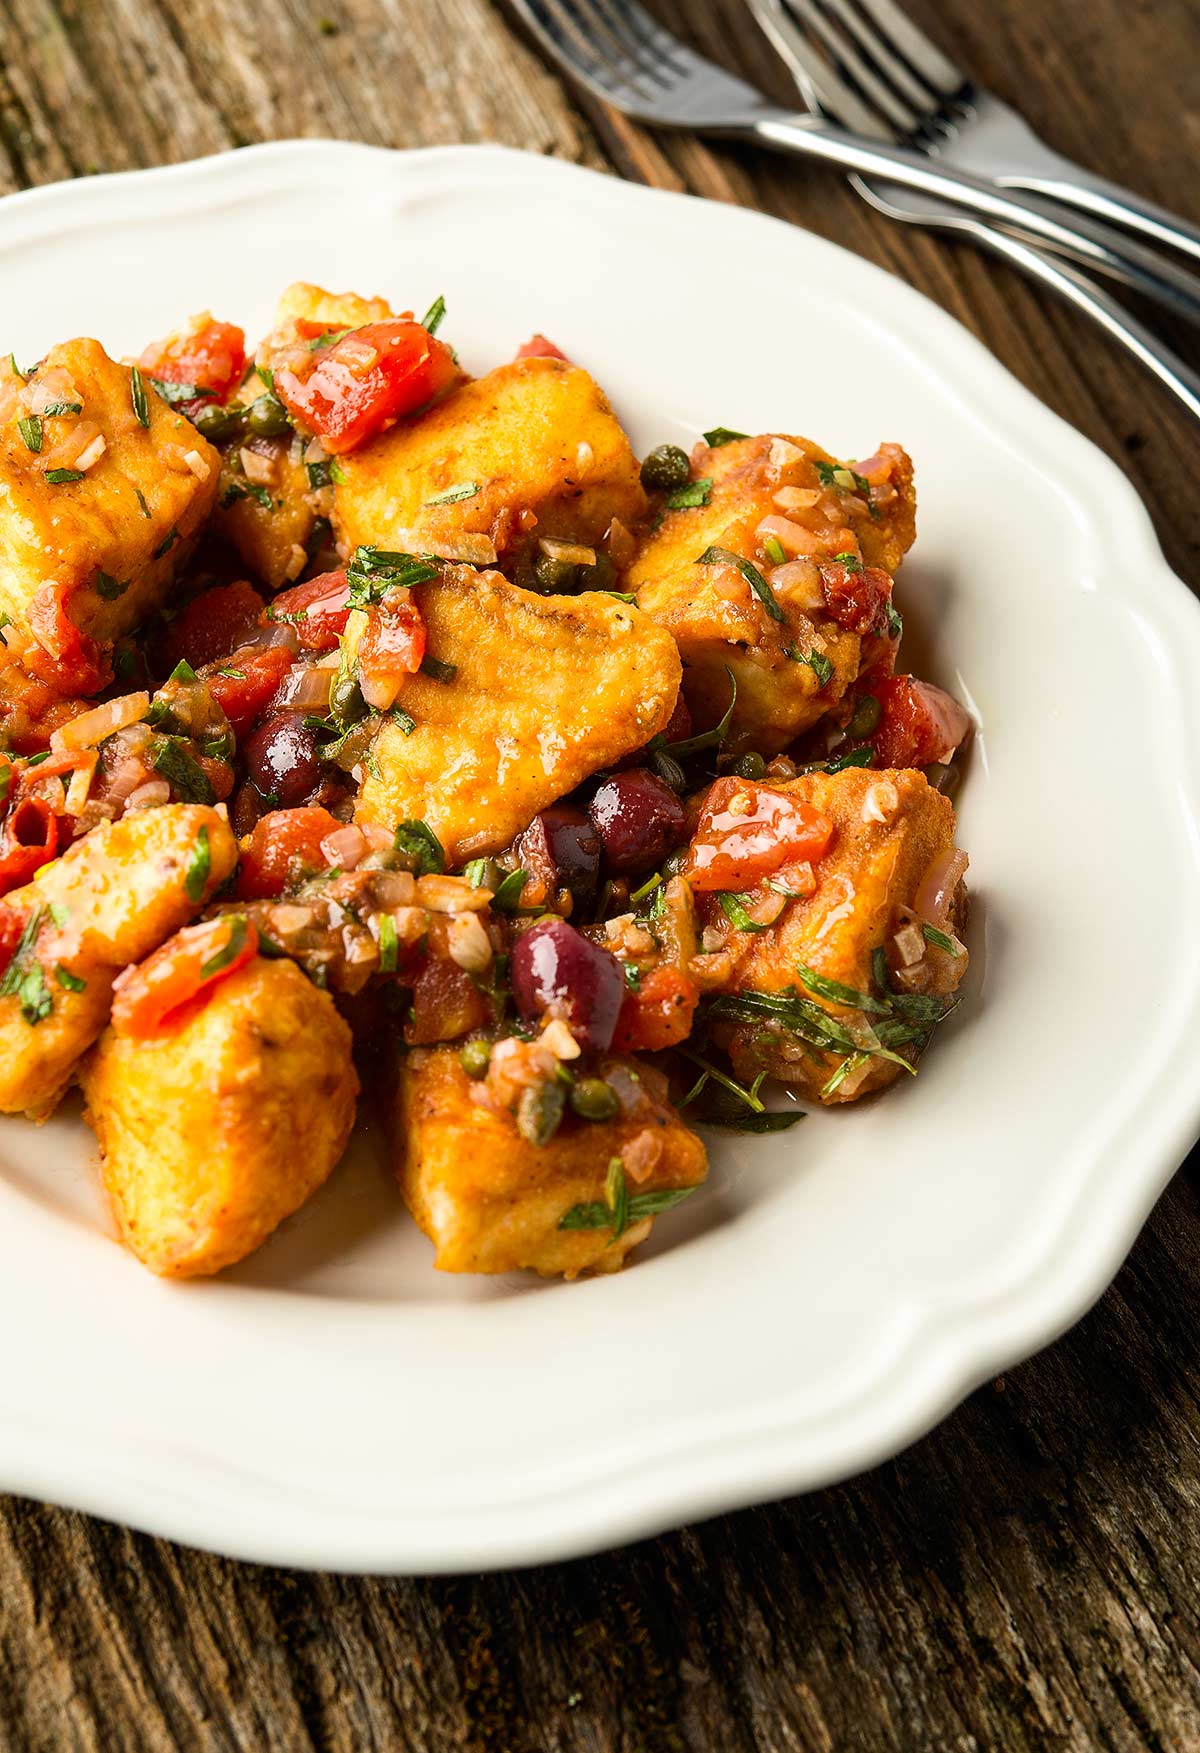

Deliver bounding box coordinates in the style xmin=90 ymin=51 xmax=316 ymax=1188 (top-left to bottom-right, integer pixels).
xmin=832 ymin=551 xmax=862 ymax=573
xmin=696 ymin=544 xmax=783 ymax=622
xmin=168 ymin=659 xmax=197 ymax=684
xmin=257 ymin=364 xmax=275 ymax=392
xmin=886 ymin=601 xmax=903 ymax=640
xmin=17 ymin=415 xmax=43 ymax=453
xmin=558 ymin=1185 xmax=697 ymax=1231
xmin=717 ymin=891 xmax=772 ymax=933
xmin=185 ymin=826 xmax=211 ymax=903
xmin=622 ymin=962 xmax=642 ymax=992
xmin=797 ymin=961 xmax=891 ymax=1015
xmin=419 ymin=654 xmax=457 ymax=683
xmin=16 ymin=964 xmax=52 ymax=1026
xmin=603 ymin=590 xmax=638 ymax=604
xmin=199 ymin=915 xmax=249 ymax=978
xmin=130 ymin=364 xmax=151 ymax=428
xmin=702 ymin=427 xmax=748 ymax=447
xmin=490 ymin=869 xmax=529 ymax=911
xmin=815 ymin=459 xmax=870 ymax=496
xmin=666 ymin=477 xmax=712 ymax=510
xmin=93 ymin=570 xmax=128 ymax=601
xmin=54 ymin=964 xmax=87 ymax=994
xmin=389 ymin=704 xmax=416 ymax=736
xmin=821 ymin=1052 xmax=871 ymax=1098
xmin=652 ymin=665 xmax=737 ymax=759
xmin=393 ymin=819 xmax=444 ymax=876
xmin=789 ymin=647 xmax=833 ymax=686
xmin=41 ymin=402 xmax=82 ymax=417
xmin=153 ymin=527 xmax=179 ymax=559
xmin=922 ymin=922 xmax=960 ymax=955
xmin=677 ymin=1049 xmax=766 ymax=1113
xmin=306 ymin=328 xmax=353 ymax=351
xmin=421 ymin=295 xmax=446 ymax=335
xmin=135 ymin=488 xmax=152 ymax=519
xmin=377 ymin=912 xmax=398 ymax=973
xmin=424 ymin=480 xmax=479 ymax=506
xmin=628 ymin=870 xmax=662 ymax=908
xmin=763 ymin=535 xmax=787 ymax=565
xmin=346 ymin=544 xmax=440 ymax=607
xmin=0 ymin=909 xmax=51 ymax=1024
xmin=152 ymin=737 xmax=215 ymax=804
xmin=605 ymin=1156 xmax=630 ymax=1239
xmin=149 ymin=377 xmax=214 ymax=406
xmin=306 ymin=459 xmax=333 ymax=490
xmin=825 ymin=745 xmax=873 ymax=774
xmin=44 ymin=468 xmax=84 ymax=485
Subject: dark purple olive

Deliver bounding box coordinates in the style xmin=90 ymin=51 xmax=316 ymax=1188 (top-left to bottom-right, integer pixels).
xmin=539 ymin=805 xmax=601 ymax=905
xmin=242 ymin=712 xmax=321 ymax=808
xmin=587 ymin=768 xmax=687 ymax=875
xmin=510 ymin=918 xmax=626 ymax=1052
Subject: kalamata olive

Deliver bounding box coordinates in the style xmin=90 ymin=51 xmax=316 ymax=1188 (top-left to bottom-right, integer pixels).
xmin=538 ymin=805 xmax=601 ymax=905
xmin=588 ymin=768 xmax=687 ymax=875
xmin=242 ymin=713 xmax=321 ymax=808
xmin=244 ymin=393 xmax=292 ymax=437
xmin=510 ymin=918 xmax=626 ymax=1052
xmin=640 ymin=443 xmax=690 ymax=492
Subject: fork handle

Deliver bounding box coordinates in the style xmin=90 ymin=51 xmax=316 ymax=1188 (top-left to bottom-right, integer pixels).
xmin=754 ymin=115 xmax=1200 ymax=327
xmin=998 ymin=162 xmax=1200 ymax=272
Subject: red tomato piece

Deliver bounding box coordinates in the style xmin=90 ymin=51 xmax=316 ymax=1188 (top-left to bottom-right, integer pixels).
xmin=137 ymin=318 xmax=247 ymax=402
xmin=234 ymin=807 xmax=342 ymax=900
xmin=869 ymin=675 xmax=973 ymax=770
xmin=406 ymin=955 xmax=489 ymax=1046
xmin=161 ymin=581 xmax=266 ymax=674
xmin=274 ymin=320 xmax=458 ymax=454
xmin=514 ymin=334 xmax=568 ymax=361
xmin=358 ymin=595 xmax=427 ymax=694
xmin=268 ymin=569 xmax=350 ymax=652
xmin=111 ymin=915 xmax=259 ymax=1039
xmin=612 ymin=964 xmax=699 ymax=1053
xmin=0 ymin=904 xmax=25 ymax=978
xmin=685 ymin=778 xmax=835 ymax=892
xmin=25 ymin=586 xmax=111 ymax=696
xmin=820 ymin=559 xmax=894 ymax=635
xmin=202 ymin=644 xmax=295 ymax=737
xmin=0 ymin=797 xmax=59 ymax=896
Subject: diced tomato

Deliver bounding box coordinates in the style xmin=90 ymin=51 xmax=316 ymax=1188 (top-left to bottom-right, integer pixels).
xmin=234 ymin=807 xmax=341 ymax=900
xmin=0 ymin=904 xmax=25 ymax=978
xmin=820 ymin=559 xmax=893 ymax=635
xmin=25 ymin=586 xmax=111 ymax=697
xmin=111 ymin=915 xmax=259 ymax=1039
xmin=612 ymin=964 xmax=699 ymax=1053
xmin=869 ymin=675 xmax=973 ymax=770
xmin=514 ymin=334 xmax=568 ymax=362
xmin=202 ymin=644 xmax=295 ymax=737
xmin=137 ymin=317 xmax=247 ymax=404
xmin=685 ymin=778 xmax=835 ymax=892
xmin=358 ymin=595 xmax=426 ymax=695
xmin=161 ymin=581 xmax=266 ymax=674
xmin=406 ymin=955 xmax=489 ymax=1046
xmin=0 ymin=797 xmax=59 ymax=896
xmin=268 ymin=569 xmax=350 ymax=652
xmin=274 ymin=319 xmax=458 ymax=454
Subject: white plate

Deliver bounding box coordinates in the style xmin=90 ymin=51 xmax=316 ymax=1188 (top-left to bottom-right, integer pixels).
xmin=1 ymin=140 xmax=1198 ymax=1573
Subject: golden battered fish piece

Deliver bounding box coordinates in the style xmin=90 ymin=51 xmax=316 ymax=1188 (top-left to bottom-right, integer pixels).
xmin=333 ymin=358 xmax=647 ymax=568
xmin=82 ymin=956 xmax=359 ymax=1278
xmin=0 ymin=805 xmax=236 ymax=1119
xmin=354 ymin=567 xmax=681 ymax=864
xmin=0 ymin=341 xmax=219 ymax=677
xmin=699 ymin=768 xmax=967 ymax=1104
xmin=626 ymin=435 xmax=915 ymax=755
xmin=394 ymin=1046 xmax=707 ymax=1277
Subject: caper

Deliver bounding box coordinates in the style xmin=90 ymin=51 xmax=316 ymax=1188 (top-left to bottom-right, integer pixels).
xmin=579 ymin=552 xmax=617 ymax=592
xmin=732 ymin=751 xmax=767 ymax=781
xmin=661 ymin=848 xmax=687 ymax=880
xmin=191 ymin=402 xmax=243 ymax=443
xmin=244 ymin=393 xmax=292 ymax=438
xmin=516 ymin=1079 xmax=566 ymax=1146
xmin=533 ymin=553 xmax=581 ymax=593
xmin=640 ymin=443 xmax=691 ymax=493
xmin=569 ymin=1077 xmax=620 ymax=1122
xmin=847 ymin=693 xmax=882 ymax=739
xmin=460 ymin=1037 xmax=492 ymax=1080
xmin=329 ymin=666 xmax=366 ymax=728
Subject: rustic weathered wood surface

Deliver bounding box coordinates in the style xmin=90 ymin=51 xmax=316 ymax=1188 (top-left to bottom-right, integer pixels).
xmin=1 ymin=0 xmax=1198 ymax=1746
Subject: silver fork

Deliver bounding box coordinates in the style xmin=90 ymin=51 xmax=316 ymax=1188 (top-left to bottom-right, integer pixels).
xmin=765 ymin=0 xmax=1200 ymax=268
xmin=506 ymin=0 xmax=1200 ymax=421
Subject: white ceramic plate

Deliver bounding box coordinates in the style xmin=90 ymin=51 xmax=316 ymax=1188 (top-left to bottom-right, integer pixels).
xmin=1 ymin=140 xmax=1198 ymax=1573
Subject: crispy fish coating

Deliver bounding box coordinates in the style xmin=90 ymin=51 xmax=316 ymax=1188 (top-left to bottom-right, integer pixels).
xmin=0 ymin=341 xmax=219 ymax=681
xmin=333 ymin=358 xmax=647 ymax=568
xmin=82 ymin=956 xmax=359 ymax=1278
xmin=700 ymin=768 xmax=967 ymax=1104
xmin=354 ymin=567 xmax=681 ymax=864
xmin=0 ymin=805 xmax=236 ymax=1119
xmin=626 ymin=435 xmax=915 ymax=755
xmin=393 ymin=1046 xmax=707 ymax=1277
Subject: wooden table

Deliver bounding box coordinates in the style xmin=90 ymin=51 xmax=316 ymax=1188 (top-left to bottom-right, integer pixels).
xmin=1 ymin=0 xmax=1198 ymax=1745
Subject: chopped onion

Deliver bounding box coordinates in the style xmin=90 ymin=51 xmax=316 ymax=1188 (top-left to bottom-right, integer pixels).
xmin=73 ymin=433 xmax=107 ymax=472
xmin=339 ymin=338 xmax=379 ymax=373
xmin=914 ymin=848 xmax=969 ymax=928
xmin=416 ymin=875 xmax=491 ymax=915
xmin=758 ymin=513 xmax=822 ymax=557
xmin=52 ymin=691 xmax=149 ymax=753
xmin=539 ymin=536 xmax=596 ymax=567
xmin=45 ymin=418 xmax=103 ymax=470
xmin=371 ymin=869 xmax=417 ymax=909
xmin=769 ymin=437 xmax=804 ymax=471
xmin=240 ymin=447 xmax=275 ymax=486
xmin=359 ymin=670 xmax=403 ymax=712
xmin=772 ymin=486 xmax=821 ymax=514
xmin=124 ymin=779 xmax=171 ymax=812
xmin=183 ymin=448 xmax=211 ymax=481
xmin=64 ymin=753 xmax=99 ymax=815
xmin=575 ymin=440 xmax=594 ymax=471
xmin=272 ymin=904 xmax=317 ymax=938
xmin=273 ymin=665 xmax=332 ymax=712
xmin=27 ymin=367 xmax=80 ymax=414
xmin=304 ymin=437 xmax=327 ymax=466
xmin=621 ymin=1128 xmax=663 ymax=1185
xmin=861 ymin=780 xmax=899 ymax=825
xmin=428 ymin=532 xmax=497 ymax=565
xmin=320 ymin=825 xmax=367 ymax=870
xmin=893 ymin=923 xmax=925 ymax=967
xmin=768 ymin=558 xmax=825 ymax=612
xmin=448 ymin=912 xmax=494 ymax=975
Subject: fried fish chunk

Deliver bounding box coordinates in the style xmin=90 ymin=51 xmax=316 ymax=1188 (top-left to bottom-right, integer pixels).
xmin=82 ymin=956 xmax=358 ymax=1278
xmin=697 ymin=768 xmax=968 ymax=1104
xmin=0 ymin=805 xmax=236 ymax=1119
xmin=333 ymin=358 xmax=646 ymax=570
xmin=0 ymin=341 xmax=219 ymax=691
xmin=393 ymin=1045 xmax=707 ymax=1277
xmin=354 ymin=567 xmax=681 ymax=864
xmin=626 ymin=435 xmax=915 ymax=755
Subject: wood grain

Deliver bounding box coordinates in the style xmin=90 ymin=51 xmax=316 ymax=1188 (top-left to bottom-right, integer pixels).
xmin=0 ymin=0 xmax=1198 ymax=1746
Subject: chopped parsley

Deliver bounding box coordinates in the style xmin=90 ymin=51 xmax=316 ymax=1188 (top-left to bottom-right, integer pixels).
xmin=825 ymin=745 xmax=873 ymax=773
xmin=389 ymin=705 xmax=416 ymax=736
xmin=922 ymin=922 xmax=960 ymax=955
xmin=696 ymin=545 xmax=783 ymax=623
xmin=17 ymin=415 xmax=42 ymax=453
xmin=221 ymin=479 xmax=273 ymax=511
xmin=0 ymin=909 xmax=51 ymax=1025
xmin=393 ymin=819 xmax=444 ymax=876
xmin=421 ymin=295 xmax=446 ymax=335
xmin=717 ymin=891 xmax=772 ymax=933
xmin=93 ymin=570 xmax=128 ymax=601
xmin=666 ymin=477 xmax=712 ymax=510
xmin=763 ymin=535 xmax=787 ymax=564
xmin=152 ymin=737 xmax=215 ymax=804
xmin=490 ymin=869 xmax=529 ymax=911
xmin=424 ymin=480 xmax=479 ymax=506
xmin=185 ymin=826 xmax=211 ymax=903
xmin=306 ymin=327 xmax=352 ymax=351
xmin=345 ymin=545 xmax=439 ymax=606
xmin=702 ymin=427 xmax=749 ymax=447
xmin=558 ymin=1158 xmax=697 ymax=1236
xmin=789 ymin=647 xmax=833 ymax=686
xmin=41 ymin=402 xmax=82 ymax=417
xmin=149 ymin=377 xmax=213 ymax=406
xmin=153 ymin=527 xmax=179 ymax=559
xmin=199 ymin=915 xmax=249 ymax=978
xmin=419 ymin=653 xmax=457 ymax=683
xmin=44 ymin=468 xmax=84 ymax=485
xmin=135 ymin=488 xmax=152 ymax=519
xmin=130 ymin=365 xmax=151 ymax=428
xmin=815 ymin=459 xmax=871 ymax=497
xmin=650 ymin=665 xmax=737 ymax=759
xmin=54 ymin=965 xmax=87 ymax=994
